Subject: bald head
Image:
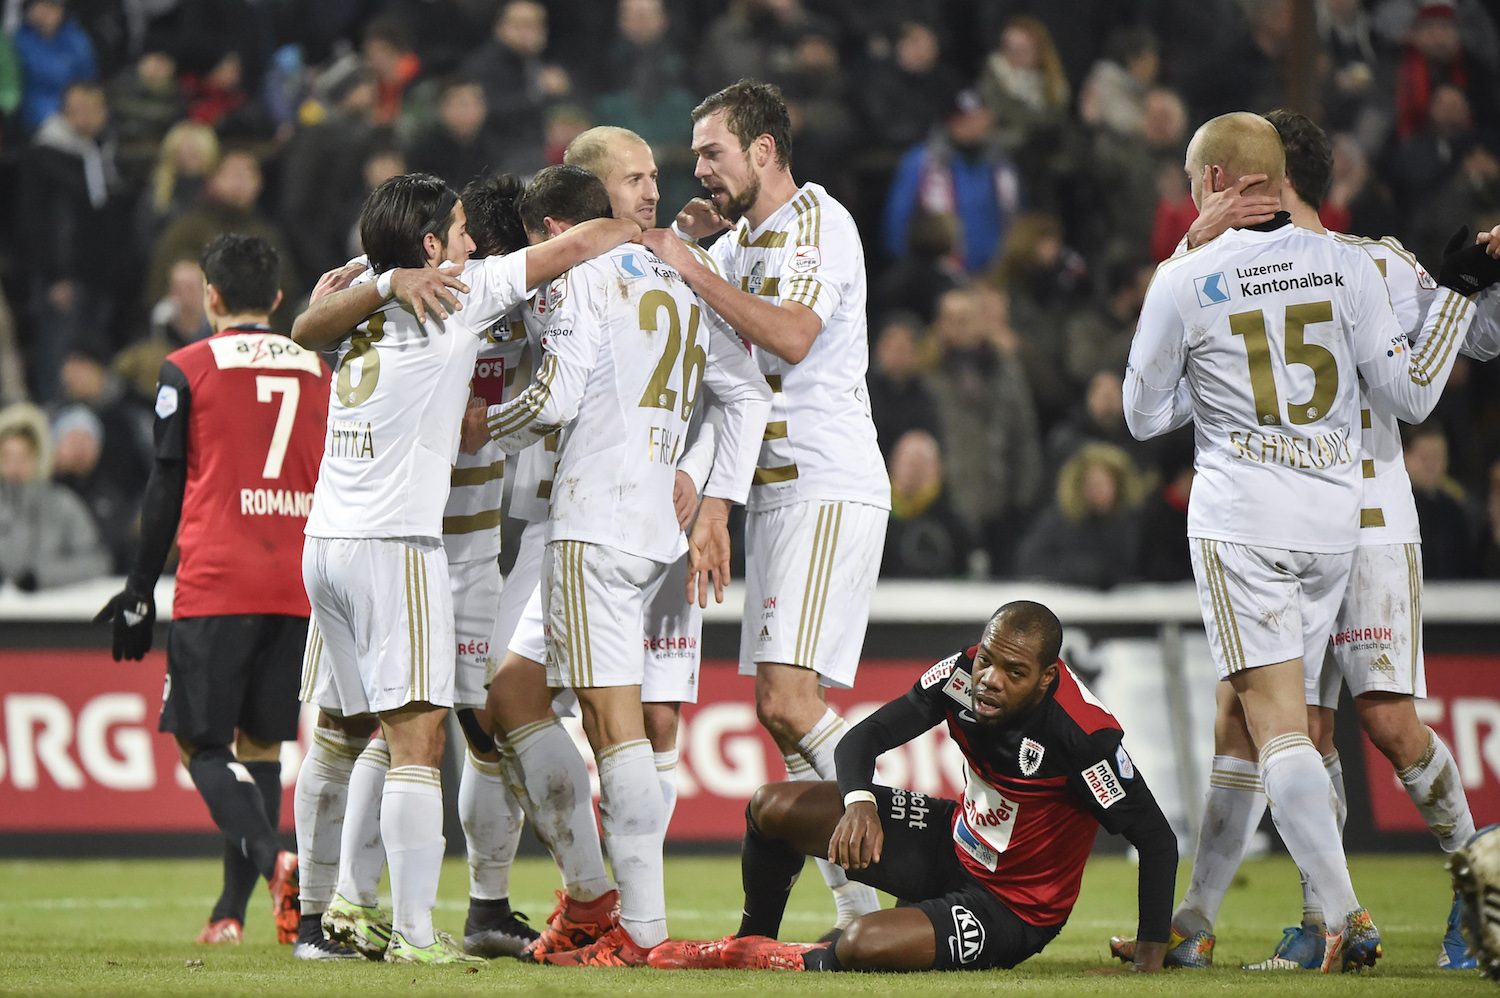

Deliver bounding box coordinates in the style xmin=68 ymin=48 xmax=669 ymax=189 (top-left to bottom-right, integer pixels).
xmin=564 ymin=125 xmax=658 ymax=227
xmin=1185 ymin=111 xmax=1285 ymax=209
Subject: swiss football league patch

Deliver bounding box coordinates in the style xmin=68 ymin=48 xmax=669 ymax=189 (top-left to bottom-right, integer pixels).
xmin=155 ymin=384 xmax=178 ymax=419
xmin=1018 ymin=737 xmax=1045 ymax=776
xmin=1115 ymin=744 xmax=1134 ymax=779
xmin=789 ymin=244 xmax=821 ymax=273
xmin=920 ymin=654 xmax=959 ymax=689
xmin=1082 ymin=760 xmax=1126 ymax=808
xmin=1416 ymin=264 xmax=1437 ymax=290
xmin=537 ymin=275 xmax=567 ymax=314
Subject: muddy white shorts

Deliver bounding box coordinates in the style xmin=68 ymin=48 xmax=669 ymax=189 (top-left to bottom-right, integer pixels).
xmin=489 ymin=519 xmax=545 ymax=683
xmin=450 ymin=555 xmax=502 ymax=710
xmin=1312 ymin=542 xmax=1424 ymax=707
xmin=642 ymin=552 xmax=703 ymax=704
xmin=543 ymin=540 xmax=669 ymax=690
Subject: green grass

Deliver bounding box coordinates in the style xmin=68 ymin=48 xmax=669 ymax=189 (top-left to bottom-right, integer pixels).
xmin=0 ymin=853 xmax=1490 ymax=996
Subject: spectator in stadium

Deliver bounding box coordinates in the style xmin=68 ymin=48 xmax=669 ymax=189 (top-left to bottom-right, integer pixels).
xmin=1087 ymin=86 xmax=1188 ymax=269
xmin=50 ymin=402 xmax=137 ymax=572
xmin=876 ymin=210 xmax=963 ymax=324
xmin=1135 ymin=432 xmax=1195 ymax=582
xmin=1078 ymin=27 xmax=1160 ymax=138
xmin=182 ymin=51 xmax=252 ymax=132
xmin=697 ymin=0 xmax=820 ymax=95
xmin=0 ymin=400 xmax=109 ymax=590
xmin=17 ymin=80 xmax=130 ymax=403
xmin=1483 ymin=457 xmax=1500 ymax=577
xmin=1321 ymin=132 xmax=1401 ymax=238
xmin=988 ymin=212 xmax=1087 ymax=427
xmin=1181 ymin=0 xmax=1290 ymax=124
xmin=884 ymin=89 xmax=1022 ymax=275
xmin=145 ymin=150 xmax=298 ymax=325
xmin=1393 ymin=0 xmax=1500 ymax=140
xmin=135 ymin=120 xmax=219 ymax=250
xmin=115 ymin=259 xmax=213 ymax=402
xmin=859 ymin=20 xmax=963 ymax=164
xmin=106 ymin=50 xmax=184 ymax=192
xmin=975 ymin=16 xmax=1071 ymax=208
xmin=1404 ymin=421 xmax=1477 ymax=577
xmin=924 ymin=287 xmax=1041 ymax=577
xmin=867 ymin=311 xmax=941 ymax=460
xmin=882 ymin=429 xmax=972 ymax=579
xmin=0 ymin=289 xmax=24 ymax=406
xmin=276 ymin=62 xmax=379 ymax=287
xmin=1064 ymin=258 xmax=1153 ymax=386
xmin=772 ymin=26 xmax=855 ymax=205
xmin=404 ymin=76 xmax=502 ymax=189
xmin=362 ymin=15 xmax=421 ymax=127
xmin=1317 ymin=0 xmax=1387 ymax=148
xmin=461 ymin=0 xmax=571 ymax=175
xmin=650 ymin=601 xmax=1176 ymax=973
xmin=55 ymin=341 xmax=152 ymax=495
xmin=1045 ymin=370 xmax=1157 ymax=481
xmin=13 ymin=0 xmax=96 ymax=133
xmin=1014 ymin=441 xmax=1147 ymax=589
xmin=1394 ymin=86 xmax=1500 ymax=267
xmin=377 ymin=0 xmax=484 ymax=80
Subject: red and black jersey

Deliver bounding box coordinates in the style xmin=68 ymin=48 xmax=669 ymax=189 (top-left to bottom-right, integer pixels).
xmin=837 ymin=646 xmax=1176 ymax=940
xmin=154 ymin=326 xmax=329 ymax=618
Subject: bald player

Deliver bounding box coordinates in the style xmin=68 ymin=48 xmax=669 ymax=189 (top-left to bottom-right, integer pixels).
xmin=1124 ymin=112 xmax=1484 ymax=973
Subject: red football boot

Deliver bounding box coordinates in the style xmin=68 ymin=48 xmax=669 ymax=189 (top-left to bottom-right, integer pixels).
xmin=539 ymin=924 xmax=652 ymax=966
xmin=646 ymin=935 xmax=737 ymax=969
xmin=519 ymin=889 xmax=621 ymax=962
xmin=267 ymin=851 xmax=301 ymax=945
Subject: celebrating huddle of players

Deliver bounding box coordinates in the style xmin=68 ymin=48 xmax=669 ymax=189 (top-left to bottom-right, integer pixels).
xmin=95 ymin=79 xmax=1500 ymax=976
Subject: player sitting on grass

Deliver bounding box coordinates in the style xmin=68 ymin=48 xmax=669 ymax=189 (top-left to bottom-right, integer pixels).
xmin=650 ymin=601 xmax=1177 ymax=972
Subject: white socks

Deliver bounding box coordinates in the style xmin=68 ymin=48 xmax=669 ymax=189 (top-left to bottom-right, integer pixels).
xmin=1299 ymin=751 xmax=1348 ymax=928
xmin=293 ymin=727 xmax=364 ymax=915
xmin=654 ymin=748 xmax=680 ymax=827
xmin=336 ymin=737 xmax=389 ymax=908
xmin=511 ymin=717 xmax=612 ymax=902
xmin=460 ymin=749 xmax=525 ymax=901
xmin=597 ymin=739 xmax=667 ymax=948
xmin=383 ymin=765 xmax=445 ymax=949
xmin=1175 ymin=755 xmax=1265 ymax=936
xmin=791 ymin=709 xmax=881 ymax=928
xmin=1398 ymin=727 xmax=1476 ymax=852
xmin=1260 ymin=733 xmax=1359 ymax=924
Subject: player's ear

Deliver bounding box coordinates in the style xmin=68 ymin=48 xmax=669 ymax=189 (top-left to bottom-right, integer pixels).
xmin=204 ymin=283 xmax=224 ymax=316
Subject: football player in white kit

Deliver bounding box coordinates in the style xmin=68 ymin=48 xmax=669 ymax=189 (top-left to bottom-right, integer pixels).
xmin=477 ymin=165 xmax=770 ymax=965
xmin=642 ymin=79 xmax=890 ymax=932
xmin=287 ymin=173 xmax=638 ymax=965
xmin=1111 ymin=110 xmax=1500 ymax=972
xmin=1123 ymin=112 xmax=1492 ymax=973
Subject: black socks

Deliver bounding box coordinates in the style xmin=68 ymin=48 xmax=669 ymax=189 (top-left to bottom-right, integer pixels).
xmin=735 ymin=804 xmax=806 ymax=939
xmin=188 ymin=747 xmax=281 ymax=884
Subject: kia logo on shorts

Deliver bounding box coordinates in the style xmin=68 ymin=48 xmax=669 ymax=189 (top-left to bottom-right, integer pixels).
xmin=949 ymin=904 xmax=985 ymax=965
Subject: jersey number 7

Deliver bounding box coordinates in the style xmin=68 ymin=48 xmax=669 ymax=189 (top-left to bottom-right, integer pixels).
xmin=256 ymin=375 xmax=301 ymax=478
xmin=1229 ymin=300 xmax=1337 ymax=426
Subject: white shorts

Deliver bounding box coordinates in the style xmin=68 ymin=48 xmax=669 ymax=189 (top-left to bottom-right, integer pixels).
xmin=301 ymin=536 xmax=455 ymax=715
xmin=642 ymin=553 xmax=702 ymax=704
xmin=543 ymin=540 xmax=669 ymax=690
xmin=1313 ymin=542 xmax=1425 ymax=707
xmin=1188 ymin=538 xmax=1353 ymax=684
xmin=501 ymin=581 xmax=577 ymax=719
xmin=451 ymin=555 xmax=502 ymax=710
xmin=740 ymin=500 xmax=886 ymax=690
xmin=491 ymin=519 xmax=545 ymax=678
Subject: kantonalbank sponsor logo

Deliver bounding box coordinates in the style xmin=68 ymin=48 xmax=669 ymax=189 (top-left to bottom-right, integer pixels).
xmin=1236 ymin=261 xmax=1345 ymax=297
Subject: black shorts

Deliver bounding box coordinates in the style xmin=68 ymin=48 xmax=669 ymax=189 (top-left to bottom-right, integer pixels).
xmin=844 ymin=786 xmax=1061 ymax=970
xmin=159 ymin=614 xmax=307 ymax=746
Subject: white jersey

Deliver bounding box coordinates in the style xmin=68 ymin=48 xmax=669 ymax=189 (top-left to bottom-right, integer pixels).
xmin=486 ymin=242 xmax=771 ymax=563
xmin=503 ymin=300 xmax=560 ymax=525
xmin=1126 ymin=219 xmax=1474 ymax=553
xmin=1329 ymin=233 xmax=1466 ymax=545
xmin=306 ymin=251 xmax=530 ymax=540
xmin=1467 ymin=286 xmax=1500 ymax=362
xmin=707 ymin=182 xmax=888 ymax=512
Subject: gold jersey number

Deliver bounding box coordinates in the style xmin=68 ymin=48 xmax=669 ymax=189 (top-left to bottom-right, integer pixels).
xmin=636 ymin=289 xmax=706 ymax=420
xmin=1229 ymin=301 xmax=1337 ymax=425
xmin=335 ymin=312 xmax=386 ymax=407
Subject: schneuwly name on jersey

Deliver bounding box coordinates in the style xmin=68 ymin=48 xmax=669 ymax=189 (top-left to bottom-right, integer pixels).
xmin=328 ymin=420 xmax=375 ymax=458
xmin=1229 ymin=425 xmax=1354 ymax=469
xmin=240 ymin=488 xmax=313 ymax=517
xmin=1238 ymin=265 xmax=1345 ymax=297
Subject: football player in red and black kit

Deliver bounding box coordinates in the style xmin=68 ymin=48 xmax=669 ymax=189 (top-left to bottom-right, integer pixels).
xmin=95 ymin=234 xmax=332 ymax=949
xmin=650 ymin=601 xmax=1176 ymax=973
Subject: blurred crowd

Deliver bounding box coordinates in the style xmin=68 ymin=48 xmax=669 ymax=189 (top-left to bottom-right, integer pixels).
xmin=2 ymin=0 xmax=1500 ymax=590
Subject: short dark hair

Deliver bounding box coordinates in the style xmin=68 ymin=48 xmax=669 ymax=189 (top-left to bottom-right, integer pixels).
xmin=364 ymin=13 xmax=412 ymax=51
xmin=990 ymin=600 xmax=1064 ymax=667
xmin=359 ymin=173 xmax=459 ymax=273
xmin=1264 ymin=108 xmax=1332 ymax=210
xmin=691 ymin=79 xmax=793 ymax=170
xmin=200 ymin=233 xmax=281 ymax=313
xmin=462 ymin=172 xmax=528 ymax=258
xmin=517 ymin=165 xmax=612 ymax=234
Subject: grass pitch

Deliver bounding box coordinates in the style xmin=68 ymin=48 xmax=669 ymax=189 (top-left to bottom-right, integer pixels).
xmin=0 ymin=852 xmax=1491 ymax=997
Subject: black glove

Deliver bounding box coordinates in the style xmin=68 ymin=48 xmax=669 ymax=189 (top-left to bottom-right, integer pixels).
xmin=93 ymin=583 xmax=156 ymax=661
xmin=1438 ymin=226 xmax=1500 ymax=296
xmin=14 ymin=571 xmax=37 ymax=593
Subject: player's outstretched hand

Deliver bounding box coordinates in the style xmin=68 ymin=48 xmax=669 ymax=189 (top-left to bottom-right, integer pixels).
xmin=392 ymin=264 xmax=469 ymax=324
xmin=93 ymin=584 xmax=156 ymax=661
xmin=829 ymin=800 xmax=883 ymax=870
xmin=686 ymin=497 xmax=732 ymax=607
xmin=642 ymin=227 xmax=694 ymax=274
xmin=309 ymin=260 xmax=368 ymax=304
xmin=1478 ymin=223 xmax=1500 ymax=259
xmin=673 ymin=470 xmax=701 ymax=530
xmin=1185 ymin=168 xmax=1279 ymax=250
xmin=459 ymin=397 xmax=489 ymax=454
xmin=1439 ymin=226 xmax=1500 ymax=295
xmin=675 ymin=198 xmax=729 ymax=239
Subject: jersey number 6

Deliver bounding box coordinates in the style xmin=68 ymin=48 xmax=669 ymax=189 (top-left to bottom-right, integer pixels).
xmin=1229 ymin=300 xmax=1337 ymax=426
xmin=637 ymin=289 xmax=707 ymax=420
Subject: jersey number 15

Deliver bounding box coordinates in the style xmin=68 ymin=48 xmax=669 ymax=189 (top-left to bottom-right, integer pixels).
xmin=1229 ymin=300 xmax=1337 ymax=426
